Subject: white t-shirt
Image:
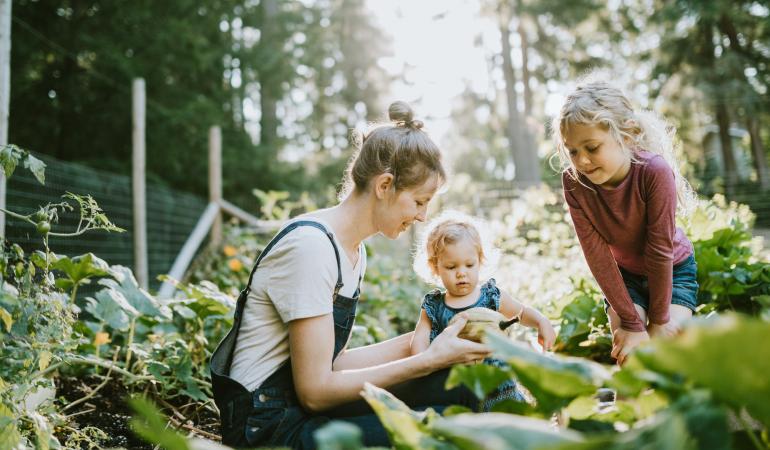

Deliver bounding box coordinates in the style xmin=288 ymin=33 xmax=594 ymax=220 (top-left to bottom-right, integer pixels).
xmin=230 ymin=218 xmax=366 ymax=391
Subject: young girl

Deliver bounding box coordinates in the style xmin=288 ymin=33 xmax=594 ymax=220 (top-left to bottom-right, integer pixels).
xmin=410 ymin=211 xmax=556 ymax=410
xmin=553 ymin=80 xmax=699 ymax=366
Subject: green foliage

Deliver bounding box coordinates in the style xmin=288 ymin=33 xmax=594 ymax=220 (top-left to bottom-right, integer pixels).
xmin=432 ymin=413 xmax=584 ymax=449
xmin=314 ymin=421 xmax=365 ymax=450
xmin=0 ymin=144 xmax=45 ymax=184
xmin=51 ymin=252 xmax=112 ymax=292
xmin=486 ymin=332 xmax=611 ymax=417
xmin=350 ymin=315 xmax=766 ymax=450
xmin=445 ymin=363 xmax=514 ymax=402
xmin=129 ymin=397 xmax=191 ymax=450
xmin=10 ymin=1 xmax=390 ymax=208
xmin=360 ymin=383 xmax=450 ymax=450
xmin=628 ymin=314 xmax=770 ymax=429
xmin=552 ymin=279 xmax=612 ymax=363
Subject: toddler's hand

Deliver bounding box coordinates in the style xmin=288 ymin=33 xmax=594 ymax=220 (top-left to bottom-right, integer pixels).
xmin=611 ymin=328 xmax=649 ymax=366
xmin=647 ymin=321 xmax=680 ymax=339
xmin=537 ymin=319 xmax=556 ymax=351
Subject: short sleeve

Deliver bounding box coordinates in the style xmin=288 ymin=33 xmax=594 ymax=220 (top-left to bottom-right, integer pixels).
xmin=262 ymin=227 xmax=337 ymax=322
xmin=421 ymin=289 xmax=442 ymax=325
xmin=480 ymin=278 xmax=501 ymax=311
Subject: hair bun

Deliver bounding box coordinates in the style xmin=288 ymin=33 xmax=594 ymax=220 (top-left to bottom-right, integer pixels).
xmin=388 ymin=100 xmax=424 ymax=129
xmin=388 ymin=100 xmax=414 ymax=123
xmin=409 ymin=119 xmax=424 ymax=129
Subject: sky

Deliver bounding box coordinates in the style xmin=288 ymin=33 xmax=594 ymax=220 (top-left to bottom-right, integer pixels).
xmin=365 ymin=0 xmax=495 ymax=144
xmin=364 ymin=0 xmax=577 ymax=151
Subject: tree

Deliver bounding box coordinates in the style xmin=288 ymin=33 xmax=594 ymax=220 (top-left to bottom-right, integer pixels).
xmin=649 ymin=0 xmax=770 ymax=195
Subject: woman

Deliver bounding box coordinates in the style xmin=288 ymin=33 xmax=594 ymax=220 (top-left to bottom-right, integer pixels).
xmin=211 ymin=101 xmax=490 ymax=449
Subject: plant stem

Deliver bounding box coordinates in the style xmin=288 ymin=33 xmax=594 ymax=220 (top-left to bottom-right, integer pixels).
xmin=70 ymin=282 xmax=79 ymax=304
xmin=125 ymin=317 xmax=136 ymax=369
xmin=736 ymin=409 xmax=765 ymax=450
xmin=61 ymin=353 xmax=117 ymax=412
xmin=66 ymin=354 xmax=153 ymax=381
xmin=0 ymin=207 xmax=34 ymax=224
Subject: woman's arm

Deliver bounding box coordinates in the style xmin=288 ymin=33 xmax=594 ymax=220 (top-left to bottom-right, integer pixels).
xmin=289 ymin=313 xmax=488 ymax=412
xmin=410 ymin=309 xmax=432 ymax=355
xmin=332 ymin=332 xmax=414 ymax=371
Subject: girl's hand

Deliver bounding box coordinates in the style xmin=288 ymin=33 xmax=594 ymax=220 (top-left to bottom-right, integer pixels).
xmin=611 ymin=328 xmax=649 ymax=366
xmin=537 ymin=318 xmax=556 ymax=351
xmin=424 ymin=316 xmax=491 ymax=369
xmin=647 ymin=321 xmax=680 ymax=339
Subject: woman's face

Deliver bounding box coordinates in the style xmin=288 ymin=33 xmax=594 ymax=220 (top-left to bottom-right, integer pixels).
xmin=376 ymin=173 xmax=440 ymax=239
xmin=563 ymin=123 xmax=631 ymax=188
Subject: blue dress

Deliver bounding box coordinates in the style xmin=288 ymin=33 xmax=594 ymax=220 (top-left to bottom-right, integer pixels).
xmin=422 ymin=278 xmax=525 ymax=411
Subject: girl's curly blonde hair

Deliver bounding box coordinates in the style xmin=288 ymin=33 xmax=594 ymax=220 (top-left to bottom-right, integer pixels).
xmin=413 ymin=210 xmax=500 ymax=286
xmin=551 ymin=79 xmax=696 ymax=216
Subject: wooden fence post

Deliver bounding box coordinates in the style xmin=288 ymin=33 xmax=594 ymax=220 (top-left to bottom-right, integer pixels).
xmin=132 ymin=78 xmax=148 ymax=289
xmin=0 ymin=0 xmax=12 ymax=237
xmin=209 ymin=125 xmax=222 ymax=246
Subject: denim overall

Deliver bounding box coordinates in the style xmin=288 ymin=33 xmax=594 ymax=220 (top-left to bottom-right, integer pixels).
xmin=210 ymin=221 xmax=361 ymax=448
xmin=422 ymin=278 xmax=525 ymax=410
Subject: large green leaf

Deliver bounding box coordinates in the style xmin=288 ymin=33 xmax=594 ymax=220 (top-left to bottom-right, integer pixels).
xmin=23 ymin=154 xmax=46 ymax=185
xmin=84 ymin=289 xmax=139 ymax=331
xmin=52 ymin=253 xmax=111 ymax=290
xmin=0 ymin=145 xmax=22 ymax=179
xmin=485 ymin=333 xmax=610 ymax=414
xmin=630 ymin=314 xmax=770 ymax=428
xmin=431 ymin=413 xmax=584 ymax=449
xmin=549 ymin=410 xmax=694 ymax=450
xmin=99 ymin=266 xmax=170 ymax=319
xmin=360 ymin=383 xmax=451 ymax=450
xmin=446 ymin=363 xmax=515 ymax=400
xmin=314 ymin=421 xmax=364 ymax=450
xmin=0 ymin=404 xmax=21 ymax=450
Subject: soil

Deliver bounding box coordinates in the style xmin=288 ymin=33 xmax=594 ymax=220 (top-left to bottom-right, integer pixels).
xmin=55 ymin=375 xmax=221 ymax=449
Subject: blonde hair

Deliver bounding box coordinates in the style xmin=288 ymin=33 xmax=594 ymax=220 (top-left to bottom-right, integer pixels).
xmin=413 ymin=210 xmax=500 ymax=286
xmin=340 ymin=101 xmax=446 ymax=199
xmin=551 ymin=80 xmax=695 ymax=215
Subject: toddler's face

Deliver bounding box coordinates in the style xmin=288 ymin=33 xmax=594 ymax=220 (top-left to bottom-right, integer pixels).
xmin=435 ymin=236 xmax=480 ymax=298
xmin=563 ymin=123 xmax=631 ymax=188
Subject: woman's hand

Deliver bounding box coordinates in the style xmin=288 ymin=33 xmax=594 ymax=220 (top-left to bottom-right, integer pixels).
xmin=647 ymin=321 xmax=680 ymax=339
xmin=537 ymin=318 xmax=556 ymax=351
xmin=611 ymin=328 xmax=649 ymax=366
xmin=423 ymin=316 xmax=491 ymax=369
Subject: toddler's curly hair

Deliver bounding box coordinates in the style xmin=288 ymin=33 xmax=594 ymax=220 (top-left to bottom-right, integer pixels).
xmin=413 ymin=210 xmax=500 ymax=286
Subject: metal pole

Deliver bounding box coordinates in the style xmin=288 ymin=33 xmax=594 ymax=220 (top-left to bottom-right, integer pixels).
xmin=209 ymin=125 xmax=222 ymax=246
xmin=0 ymin=0 xmax=12 ymax=237
xmin=132 ymin=78 xmax=148 ymax=289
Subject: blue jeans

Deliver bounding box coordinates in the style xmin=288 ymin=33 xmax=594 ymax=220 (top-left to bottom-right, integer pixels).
xmin=604 ymin=253 xmax=699 ymax=316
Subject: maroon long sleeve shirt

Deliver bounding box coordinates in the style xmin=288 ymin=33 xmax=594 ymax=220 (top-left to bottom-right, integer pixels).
xmin=562 ymin=151 xmax=693 ymax=331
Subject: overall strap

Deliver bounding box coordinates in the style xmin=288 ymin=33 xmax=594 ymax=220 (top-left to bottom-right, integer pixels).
xmin=235 ymin=220 xmax=344 ymax=322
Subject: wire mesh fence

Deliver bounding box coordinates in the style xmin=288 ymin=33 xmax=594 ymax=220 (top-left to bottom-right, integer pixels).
xmin=5 ymin=152 xmax=208 ymax=292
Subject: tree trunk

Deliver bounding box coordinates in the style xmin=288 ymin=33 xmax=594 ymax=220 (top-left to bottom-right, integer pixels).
xmin=517 ymin=17 xmax=532 ymax=117
xmin=715 ymin=101 xmax=737 ymax=197
xmin=498 ymin=6 xmax=540 ymax=185
xmin=258 ymin=0 xmax=279 ymax=153
xmin=747 ymin=116 xmax=769 ymax=191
